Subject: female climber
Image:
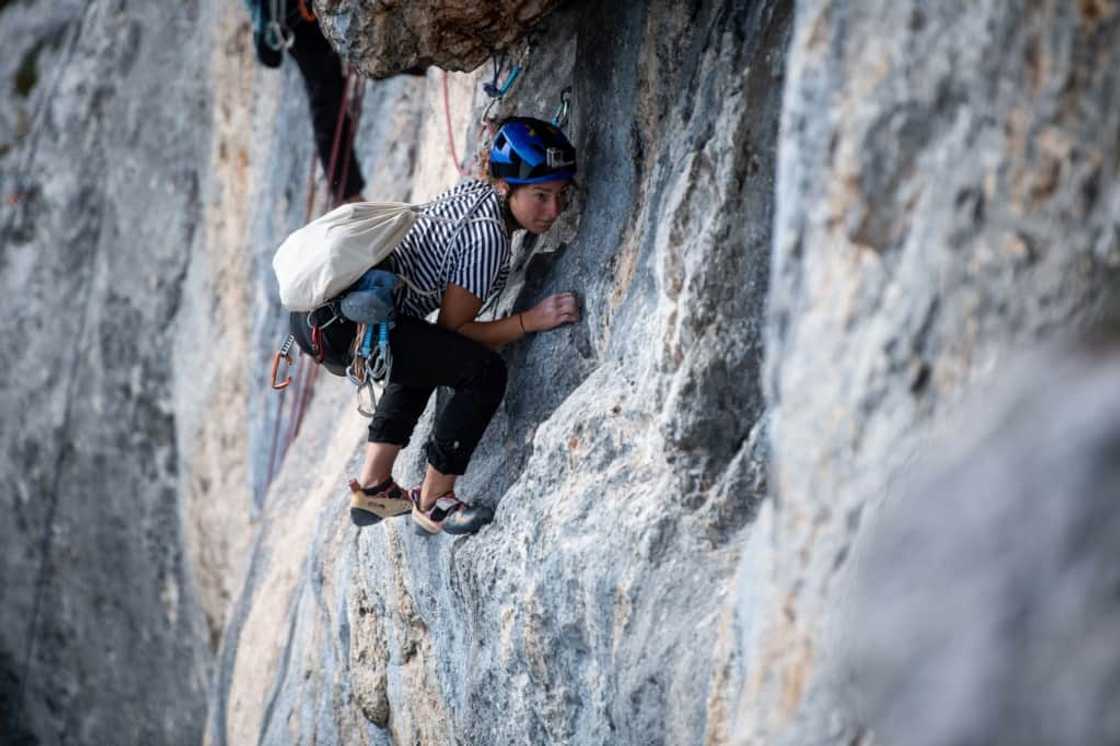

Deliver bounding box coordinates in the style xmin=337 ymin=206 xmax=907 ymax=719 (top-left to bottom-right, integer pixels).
xmin=347 ymin=117 xmax=580 ymax=535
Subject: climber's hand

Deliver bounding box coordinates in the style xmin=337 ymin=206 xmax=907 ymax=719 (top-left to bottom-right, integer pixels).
xmin=525 ymin=292 xmax=580 ymax=332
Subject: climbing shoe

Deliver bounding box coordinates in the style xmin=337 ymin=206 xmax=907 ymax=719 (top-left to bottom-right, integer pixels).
xmin=349 ymin=478 xmax=412 ymax=527
xmin=409 ymin=489 xmax=494 ymax=536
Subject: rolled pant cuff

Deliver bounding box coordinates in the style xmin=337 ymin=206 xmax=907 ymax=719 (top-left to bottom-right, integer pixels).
xmin=424 ymin=439 xmax=471 ymax=476
xmin=367 ymin=424 xmax=412 ymax=447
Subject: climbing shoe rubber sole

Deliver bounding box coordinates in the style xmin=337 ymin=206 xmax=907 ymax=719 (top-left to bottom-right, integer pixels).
xmin=349 ymin=479 xmax=411 ymax=527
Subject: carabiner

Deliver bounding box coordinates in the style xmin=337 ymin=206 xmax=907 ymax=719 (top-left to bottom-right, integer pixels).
xmin=356 ymin=379 xmax=378 ymax=418
xmin=551 ymin=87 xmax=571 ymax=128
xmin=264 ymin=20 xmax=295 ymax=52
xmin=270 ymin=335 xmax=296 ymax=390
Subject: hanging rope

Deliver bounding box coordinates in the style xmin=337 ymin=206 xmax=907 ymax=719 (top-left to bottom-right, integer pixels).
xmin=333 ymin=77 xmax=365 ymax=205
xmin=265 ymin=68 xmax=367 ymax=492
xmin=441 ymin=70 xmax=467 ymax=177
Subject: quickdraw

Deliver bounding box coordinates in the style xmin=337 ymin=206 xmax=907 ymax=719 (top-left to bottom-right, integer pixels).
xmin=264 ymin=0 xmax=295 ymax=51
xmin=552 ymin=87 xmax=571 ymax=128
xmin=482 ymin=53 xmax=522 ymax=98
xmin=346 ymin=320 xmax=393 ymax=417
xmin=270 ymin=334 xmax=296 ymax=390
xmin=481 ymin=52 xmax=524 ymax=123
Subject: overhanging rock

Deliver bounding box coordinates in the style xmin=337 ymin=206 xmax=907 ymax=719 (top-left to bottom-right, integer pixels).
xmin=315 ymin=0 xmax=568 ymax=78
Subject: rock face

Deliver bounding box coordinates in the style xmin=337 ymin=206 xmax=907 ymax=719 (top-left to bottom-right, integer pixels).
xmin=0 ymin=1 xmax=220 ymax=742
xmin=316 ymin=0 xmax=567 ymax=78
xmin=5 ymin=0 xmax=1120 ymax=744
xmin=733 ymin=1 xmax=1120 ymax=743
xmin=844 ymin=339 xmax=1120 ymax=746
xmin=209 ymin=0 xmax=791 ymax=744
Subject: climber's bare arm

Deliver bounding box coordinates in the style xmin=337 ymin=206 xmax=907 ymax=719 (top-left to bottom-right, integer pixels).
xmin=438 ymin=284 xmax=580 ymax=350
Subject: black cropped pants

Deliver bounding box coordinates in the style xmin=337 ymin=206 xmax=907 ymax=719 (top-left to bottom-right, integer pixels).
xmin=287 ymin=17 xmax=365 ymax=201
xmin=368 ymin=316 xmax=508 ymax=475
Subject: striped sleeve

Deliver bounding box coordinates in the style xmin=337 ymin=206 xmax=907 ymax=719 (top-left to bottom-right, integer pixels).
xmin=448 ymin=219 xmax=509 ymax=302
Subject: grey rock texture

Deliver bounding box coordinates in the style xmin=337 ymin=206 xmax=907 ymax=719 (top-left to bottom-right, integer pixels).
xmin=0 ymin=1 xmax=219 ymax=742
xmin=733 ymin=1 xmax=1120 ymax=743
xmin=0 ymin=0 xmax=425 ymax=741
xmin=843 ymin=338 xmax=1120 ymax=746
xmin=5 ymin=0 xmax=1118 ymax=744
xmin=209 ymin=0 xmax=790 ymax=744
xmin=316 ymin=0 xmax=567 ymax=78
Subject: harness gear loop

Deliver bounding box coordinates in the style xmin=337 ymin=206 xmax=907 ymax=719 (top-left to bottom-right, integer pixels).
xmin=551 ymin=87 xmax=571 ymax=128
xmin=270 ymin=334 xmax=296 ymax=390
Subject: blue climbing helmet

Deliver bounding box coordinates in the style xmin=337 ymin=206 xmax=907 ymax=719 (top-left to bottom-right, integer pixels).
xmin=489 ymin=117 xmax=577 ymax=184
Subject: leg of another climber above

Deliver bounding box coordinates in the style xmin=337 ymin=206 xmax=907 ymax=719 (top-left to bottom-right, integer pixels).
xmin=286 ymin=16 xmax=365 ymax=202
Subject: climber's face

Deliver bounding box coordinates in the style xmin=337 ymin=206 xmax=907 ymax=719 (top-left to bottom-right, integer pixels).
xmin=502 ymin=179 xmax=570 ymax=234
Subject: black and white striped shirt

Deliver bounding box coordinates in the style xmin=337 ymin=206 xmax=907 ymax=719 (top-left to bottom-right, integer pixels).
xmin=390 ymin=180 xmax=511 ymax=320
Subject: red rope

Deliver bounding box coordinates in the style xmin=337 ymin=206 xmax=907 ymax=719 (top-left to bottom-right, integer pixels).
xmin=333 ymin=77 xmax=365 ymax=206
xmin=265 ymin=384 xmax=288 ymax=488
xmin=303 ymin=146 xmax=320 ymax=222
xmin=442 ymin=70 xmax=467 ymax=177
xmin=266 ymin=68 xmax=364 ymax=491
xmin=324 ymin=72 xmax=354 ymax=207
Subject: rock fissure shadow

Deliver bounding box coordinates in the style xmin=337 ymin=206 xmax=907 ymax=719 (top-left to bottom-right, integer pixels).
xmin=0 ymin=647 xmax=39 ymax=746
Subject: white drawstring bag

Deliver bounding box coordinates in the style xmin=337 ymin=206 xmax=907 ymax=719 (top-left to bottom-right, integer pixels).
xmin=273 ymin=201 xmax=419 ymax=312
xmin=272 ymin=186 xmax=498 ymax=312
